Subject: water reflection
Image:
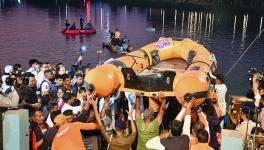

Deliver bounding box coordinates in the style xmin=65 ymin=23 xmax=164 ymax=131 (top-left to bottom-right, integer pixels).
xmin=260 ymin=16 xmax=263 ymax=34
xmin=86 ymin=0 xmax=90 ymax=22
xmin=162 ymin=9 xmax=165 ymax=37
xmin=240 ymin=14 xmax=248 ymax=51
xmin=173 ymin=9 xmax=177 ymax=35
xmin=100 ymin=6 xmax=103 ymax=29
xmin=181 ymin=11 xmax=184 ymax=37
xmin=233 ymin=15 xmax=237 ymax=41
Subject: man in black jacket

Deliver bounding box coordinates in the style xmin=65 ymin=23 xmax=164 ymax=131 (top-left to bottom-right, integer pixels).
xmin=19 ymin=73 xmax=41 ymax=112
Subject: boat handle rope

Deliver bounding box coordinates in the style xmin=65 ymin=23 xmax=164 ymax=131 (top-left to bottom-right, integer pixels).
xmin=188 ymin=60 xmax=214 ymax=72
xmin=125 ymin=50 xmax=150 ymax=68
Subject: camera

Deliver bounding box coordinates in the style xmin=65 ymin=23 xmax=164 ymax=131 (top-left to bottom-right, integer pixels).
xmin=248 ymin=67 xmax=264 ymax=89
xmin=5 ymin=76 xmax=15 ymax=86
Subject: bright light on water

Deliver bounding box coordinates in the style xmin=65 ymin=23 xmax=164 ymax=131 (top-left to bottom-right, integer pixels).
xmin=80 ymin=46 xmax=87 ymax=52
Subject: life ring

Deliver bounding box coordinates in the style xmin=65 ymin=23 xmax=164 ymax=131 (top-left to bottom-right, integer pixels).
xmin=85 ymin=38 xmax=217 ymax=108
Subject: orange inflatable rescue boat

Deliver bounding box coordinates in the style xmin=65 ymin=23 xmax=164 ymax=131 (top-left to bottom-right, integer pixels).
xmin=85 ymin=38 xmax=217 ymax=113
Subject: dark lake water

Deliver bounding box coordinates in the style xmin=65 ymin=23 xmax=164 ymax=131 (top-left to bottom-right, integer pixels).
xmin=0 ymin=0 xmax=264 ymax=96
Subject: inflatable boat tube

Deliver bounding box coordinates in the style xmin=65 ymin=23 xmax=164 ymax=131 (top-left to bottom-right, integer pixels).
xmin=85 ymin=38 xmax=217 ymax=107
xmin=61 ymin=28 xmax=96 ymax=35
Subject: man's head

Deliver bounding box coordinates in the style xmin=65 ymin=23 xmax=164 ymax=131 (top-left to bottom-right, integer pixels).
xmin=29 ymin=59 xmax=39 ymax=69
xmin=55 ymin=75 xmax=64 ymax=86
xmin=63 ymin=109 xmax=75 ymax=123
xmin=63 ymin=92 xmax=74 ymax=104
xmin=13 ymin=64 xmax=23 ymax=74
xmin=192 ymin=121 xmax=205 ymax=137
xmin=28 ymin=74 xmax=36 ymax=88
xmin=216 ymin=74 xmax=224 ymax=84
xmin=143 ymin=108 xmax=154 ymax=121
xmin=83 ymin=82 xmax=94 ymax=94
xmin=63 ymin=74 xmax=71 ymax=87
xmin=47 ymin=101 xmax=58 ymax=113
xmin=240 ymin=106 xmax=253 ymax=120
xmin=44 ymin=70 xmax=53 ymax=81
xmin=50 ymin=110 xmax=61 ymax=125
xmin=32 ymin=110 xmax=44 ymax=124
xmin=251 ymin=127 xmax=264 ymax=145
xmin=56 ymin=63 xmax=66 ymax=75
xmin=14 ymin=74 xmax=23 ymax=87
xmin=46 ymin=62 xmax=52 ymax=70
xmin=88 ymin=108 xmax=95 ymax=119
xmin=196 ymin=129 xmax=209 ymax=143
xmin=79 ymin=87 xmax=87 ymax=98
xmin=40 ymin=63 xmax=48 ymax=72
xmin=207 ymin=90 xmax=217 ymax=101
xmin=54 ymin=113 xmax=72 ymax=125
xmin=75 ymin=73 xmax=84 ymax=86
xmin=169 ymin=120 xmax=183 ymax=136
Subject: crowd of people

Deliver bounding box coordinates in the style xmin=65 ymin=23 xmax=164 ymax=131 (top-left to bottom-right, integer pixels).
xmin=0 ymin=54 xmax=264 ymax=150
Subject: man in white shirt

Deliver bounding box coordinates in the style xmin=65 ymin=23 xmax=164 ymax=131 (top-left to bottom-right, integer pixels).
xmin=228 ymin=105 xmax=255 ymax=140
xmin=215 ymin=74 xmax=227 ymax=117
xmin=61 ymin=93 xmax=82 ymax=115
xmin=26 ymin=59 xmax=40 ymax=77
xmin=40 ymin=70 xmax=53 ymax=96
xmin=36 ymin=63 xmax=48 ymax=89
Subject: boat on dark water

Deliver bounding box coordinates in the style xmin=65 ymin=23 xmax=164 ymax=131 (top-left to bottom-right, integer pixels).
xmin=61 ymin=28 xmax=96 ymax=35
xmin=102 ymin=38 xmax=133 ymax=53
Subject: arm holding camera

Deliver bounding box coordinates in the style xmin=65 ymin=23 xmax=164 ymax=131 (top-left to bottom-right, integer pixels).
xmin=253 ymin=74 xmax=262 ymax=107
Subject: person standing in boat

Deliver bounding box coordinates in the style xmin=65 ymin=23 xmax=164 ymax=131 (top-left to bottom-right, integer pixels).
xmin=65 ymin=19 xmax=70 ymax=30
xmin=69 ymin=22 xmax=76 ymax=30
xmin=114 ymin=28 xmax=121 ymax=45
xmin=109 ymin=30 xmax=114 ymax=39
xmin=80 ymin=15 xmax=85 ymax=30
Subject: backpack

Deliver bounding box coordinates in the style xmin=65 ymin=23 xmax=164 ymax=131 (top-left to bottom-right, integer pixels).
xmin=38 ymin=80 xmax=51 ymax=95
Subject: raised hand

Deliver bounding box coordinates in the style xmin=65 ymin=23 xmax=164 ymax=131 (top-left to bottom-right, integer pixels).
xmin=126 ymin=109 xmax=133 ymax=118
xmin=135 ymin=91 xmax=143 ymax=97
xmin=104 ymin=95 xmax=111 ymax=106
xmin=90 ymin=98 xmax=98 ymax=107
xmin=158 ymin=91 xmax=165 ymax=99
xmin=186 ymin=98 xmax=194 ymax=109
xmin=185 ymin=98 xmax=194 ymax=115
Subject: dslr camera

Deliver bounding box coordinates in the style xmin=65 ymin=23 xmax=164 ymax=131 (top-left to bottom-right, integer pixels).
xmin=248 ymin=67 xmax=264 ymax=89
